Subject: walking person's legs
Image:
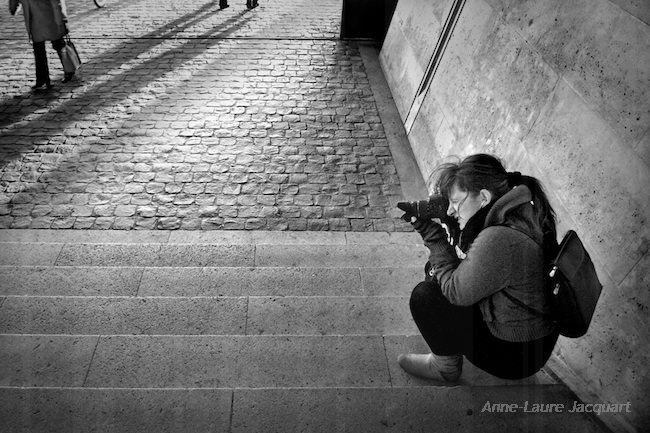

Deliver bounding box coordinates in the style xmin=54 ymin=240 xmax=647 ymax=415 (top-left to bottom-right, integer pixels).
xmin=32 ymin=41 xmax=51 ymax=89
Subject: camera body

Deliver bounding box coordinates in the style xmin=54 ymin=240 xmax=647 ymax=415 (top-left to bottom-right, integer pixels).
xmin=397 ymin=195 xmax=449 ymax=220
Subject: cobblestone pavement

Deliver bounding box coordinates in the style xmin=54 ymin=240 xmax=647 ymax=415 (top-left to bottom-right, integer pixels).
xmin=0 ymin=0 xmax=411 ymax=231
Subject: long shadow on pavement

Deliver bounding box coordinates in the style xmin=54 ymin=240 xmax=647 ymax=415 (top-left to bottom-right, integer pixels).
xmin=65 ymin=0 xmax=141 ymax=24
xmin=0 ymin=0 xmax=219 ymax=124
xmin=0 ymin=3 xmax=252 ymax=168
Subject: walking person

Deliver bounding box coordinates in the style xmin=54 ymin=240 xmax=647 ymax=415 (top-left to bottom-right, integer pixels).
xmin=218 ymin=0 xmax=258 ymax=10
xmin=9 ymin=0 xmax=76 ymax=90
xmin=396 ymin=154 xmax=559 ymax=382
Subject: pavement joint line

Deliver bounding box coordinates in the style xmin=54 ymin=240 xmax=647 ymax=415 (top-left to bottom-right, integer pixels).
xmin=357 ymin=267 xmax=365 ymax=294
xmin=0 ymin=242 xmax=424 ymax=246
xmin=0 ymin=295 xmax=411 ymax=299
xmin=15 ymin=36 xmax=345 ymax=41
xmin=0 ymin=231 xmax=421 ymax=244
xmin=0 ymin=385 xmax=496 ymax=391
xmin=53 ymin=240 xmax=65 ymax=267
xmin=134 ymin=265 xmax=145 ymax=297
xmin=0 ymin=265 xmax=423 ymax=269
xmin=1 ymin=333 xmax=423 ymax=338
xmin=82 ymin=337 xmax=101 ymax=388
xmin=5 ymin=241 xmax=418 ymax=245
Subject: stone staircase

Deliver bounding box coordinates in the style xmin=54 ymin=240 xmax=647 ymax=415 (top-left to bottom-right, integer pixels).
xmin=0 ymin=229 xmax=609 ymax=432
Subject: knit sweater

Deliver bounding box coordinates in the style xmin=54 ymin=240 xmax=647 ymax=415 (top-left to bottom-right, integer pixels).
xmin=413 ymin=185 xmax=556 ymax=342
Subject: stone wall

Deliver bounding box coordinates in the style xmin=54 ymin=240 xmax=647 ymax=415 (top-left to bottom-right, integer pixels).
xmin=380 ymin=0 xmax=649 ymax=431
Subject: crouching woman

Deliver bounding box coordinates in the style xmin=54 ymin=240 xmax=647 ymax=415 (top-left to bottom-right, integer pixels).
xmin=398 ymin=154 xmax=559 ymax=381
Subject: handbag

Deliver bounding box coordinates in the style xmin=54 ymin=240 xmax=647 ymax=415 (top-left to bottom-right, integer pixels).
xmin=548 ymin=230 xmax=603 ymax=338
xmin=60 ymin=35 xmax=82 ymax=74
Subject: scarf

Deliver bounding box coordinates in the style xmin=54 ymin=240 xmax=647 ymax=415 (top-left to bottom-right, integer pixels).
xmin=457 ymin=201 xmax=496 ymax=253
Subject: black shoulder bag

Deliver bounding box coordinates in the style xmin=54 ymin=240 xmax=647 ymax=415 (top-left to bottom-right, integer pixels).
xmin=548 ymin=230 xmax=603 ymax=338
xmin=501 ymin=225 xmax=603 ymax=338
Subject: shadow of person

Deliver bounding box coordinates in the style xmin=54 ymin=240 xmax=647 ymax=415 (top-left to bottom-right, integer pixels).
xmin=0 ymin=5 xmax=252 ymax=169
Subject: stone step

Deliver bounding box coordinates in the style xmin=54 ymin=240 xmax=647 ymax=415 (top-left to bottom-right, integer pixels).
xmin=0 ymin=334 xmax=388 ymax=388
xmin=0 ymin=229 xmax=420 ymax=245
xmin=0 ymin=334 xmax=550 ymax=389
xmin=0 ymin=295 xmax=415 ymax=336
xmin=0 ymin=385 xmax=608 ymax=433
xmin=0 ymin=265 xmax=423 ymax=297
xmin=0 ymin=242 xmax=427 ymax=268
xmin=0 ymin=230 xmax=608 ymax=432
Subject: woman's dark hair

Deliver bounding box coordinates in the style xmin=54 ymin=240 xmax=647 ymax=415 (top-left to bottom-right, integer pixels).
xmin=432 ymin=153 xmax=557 ymax=234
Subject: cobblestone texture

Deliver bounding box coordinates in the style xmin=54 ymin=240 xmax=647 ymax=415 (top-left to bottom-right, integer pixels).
xmin=0 ymin=0 xmax=408 ymax=231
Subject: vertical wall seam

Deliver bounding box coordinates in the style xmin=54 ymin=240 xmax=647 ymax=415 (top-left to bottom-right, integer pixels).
xmin=227 ymin=389 xmax=235 ymax=433
xmin=404 ymin=0 xmax=468 ymax=134
xmin=244 ymin=296 xmax=250 ymax=336
xmin=381 ymin=336 xmax=394 ymax=388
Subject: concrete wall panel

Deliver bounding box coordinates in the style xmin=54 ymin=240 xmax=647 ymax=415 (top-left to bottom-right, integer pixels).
xmin=421 ymin=2 xmax=558 ymax=171
xmin=406 ymin=90 xmax=445 ymax=186
xmin=497 ymin=0 xmax=650 ymax=149
xmin=442 ymin=0 xmax=494 ymax=63
xmin=379 ymin=0 xmax=455 ymax=120
xmin=380 ymin=24 xmax=425 ymax=119
xmin=522 ymin=79 xmax=649 ymax=284
xmin=554 ymin=252 xmax=650 ymax=432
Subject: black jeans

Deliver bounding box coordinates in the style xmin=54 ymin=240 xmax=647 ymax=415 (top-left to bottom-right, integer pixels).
xmin=32 ymin=38 xmax=66 ymax=83
xmin=409 ymin=280 xmax=558 ymax=380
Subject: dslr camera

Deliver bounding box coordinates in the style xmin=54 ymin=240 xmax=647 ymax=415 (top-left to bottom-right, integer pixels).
xmin=397 ymin=195 xmax=449 ymax=221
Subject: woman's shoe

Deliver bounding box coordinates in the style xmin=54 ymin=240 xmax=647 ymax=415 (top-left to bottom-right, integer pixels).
xmin=397 ymin=353 xmax=463 ymax=382
xmin=32 ymin=80 xmax=52 ymax=90
xmin=62 ymin=72 xmax=74 ymax=83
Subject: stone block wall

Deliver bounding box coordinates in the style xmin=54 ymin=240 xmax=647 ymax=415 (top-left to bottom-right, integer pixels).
xmin=380 ymin=0 xmax=649 ymax=431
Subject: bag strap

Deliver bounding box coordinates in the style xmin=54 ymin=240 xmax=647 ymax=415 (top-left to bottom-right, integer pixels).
xmin=497 ymin=223 xmax=557 ymax=320
xmin=501 ymin=289 xmax=553 ymax=319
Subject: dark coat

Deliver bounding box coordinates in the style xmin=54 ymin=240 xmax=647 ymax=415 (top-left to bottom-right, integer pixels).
xmin=10 ymin=0 xmax=68 ymax=43
xmin=413 ymin=185 xmax=556 ymax=342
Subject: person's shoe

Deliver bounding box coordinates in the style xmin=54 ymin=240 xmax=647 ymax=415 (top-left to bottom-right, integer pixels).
xmin=219 ymin=0 xmax=229 ymax=9
xmin=62 ymin=72 xmax=74 ymax=83
xmin=32 ymin=79 xmax=52 ymax=90
xmin=397 ymin=353 xmax=463 ymax=382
